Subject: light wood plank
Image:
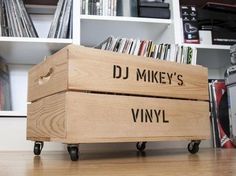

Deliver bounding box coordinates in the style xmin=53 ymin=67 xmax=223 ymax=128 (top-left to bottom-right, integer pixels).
xmin=27 ymin=91 xmax=210 ymax=144
xmin=65 ymin=92 xmax=210 ymax=143
xmin=68 ymin=45 xmax=208 ymax=101
xmin=28 ymin=45 xmax=209 ymax=102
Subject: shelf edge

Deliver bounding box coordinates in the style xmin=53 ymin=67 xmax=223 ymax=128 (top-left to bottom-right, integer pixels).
xmin=80 ymin=15 xmax=172 ymax=24
xmin=0 ymin=37 xmax=73 ymax=44
xmin=0 ymin=111 xmax=27 ymax=117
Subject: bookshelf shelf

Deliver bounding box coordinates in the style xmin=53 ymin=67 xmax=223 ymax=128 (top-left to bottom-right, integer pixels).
xmin=0 ymin=37 xmax=72 ymax=43
xmin=80 ymin=15 xmax=172 ymax=24
xmin=0 ymin=111 xmax=26 ymax=117
xmin=0 ymin=37 xmax=73 ymax=64
xmin=80 ymin=15 xmax=173 ymax=47
xmin=183 ymin=44 xmax=231 ymax=50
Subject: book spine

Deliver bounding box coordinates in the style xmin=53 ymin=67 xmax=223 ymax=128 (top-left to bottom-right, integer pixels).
xmin=48 ymin=0 xmax=64 ymax=38
xmin=81 ymin=0 xmax=86 ymax=14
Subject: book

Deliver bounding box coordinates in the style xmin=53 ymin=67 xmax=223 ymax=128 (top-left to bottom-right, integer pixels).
xmin=68 ymin=6 xmax=73 ymax=39
xmin=58 ymin=0 xmax=72 ymax=38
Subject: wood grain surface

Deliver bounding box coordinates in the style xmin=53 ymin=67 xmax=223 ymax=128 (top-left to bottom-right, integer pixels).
xmin=68 ymin=45 xmax=209 ymax=101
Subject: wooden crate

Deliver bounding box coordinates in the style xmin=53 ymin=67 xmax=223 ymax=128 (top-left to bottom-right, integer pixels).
xmin=27 ymin=45 xmax=210 ymax=160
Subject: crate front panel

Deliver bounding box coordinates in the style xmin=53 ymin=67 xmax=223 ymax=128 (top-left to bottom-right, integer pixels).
xmin=65 ymin=92 xmax=210 ymax=143
xmin=68 ymin=46 xmax=209 ymax=101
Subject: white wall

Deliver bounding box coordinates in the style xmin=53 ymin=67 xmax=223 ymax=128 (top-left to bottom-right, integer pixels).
xmin=31 ymin=15 xmax=54 ymax=38
xmin=9 ymin=65 xmax=30 ymax=112
xmin=0 ymin=118 xmax=65 ymax=151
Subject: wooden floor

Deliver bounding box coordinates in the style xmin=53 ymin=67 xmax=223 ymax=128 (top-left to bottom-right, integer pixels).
xmin=0 ymin=149 xmax=236 ymax=176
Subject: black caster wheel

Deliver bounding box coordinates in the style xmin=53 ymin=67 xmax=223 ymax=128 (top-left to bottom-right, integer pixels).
xmin=67 ymin=146 xmax=71 ymax=153
xmin=188 ymin=140 xmax=201 ymax=154
xmin=136 ymin=142 xmax=147 ymax=152
xmin=34 ymin=141 xmax=44 ymax=156
xmin=67 ymin=145 xmax=79 ymax=161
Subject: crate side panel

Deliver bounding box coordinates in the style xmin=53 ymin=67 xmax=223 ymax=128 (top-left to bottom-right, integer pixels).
xmin=28 ymin=46 xmax=69 ymax=102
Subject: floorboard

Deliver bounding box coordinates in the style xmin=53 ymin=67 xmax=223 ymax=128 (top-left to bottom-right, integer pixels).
xmin=0 ymin=149 xmax=236 ymax=176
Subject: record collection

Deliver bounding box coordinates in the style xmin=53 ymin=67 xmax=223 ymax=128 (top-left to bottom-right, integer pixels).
xmin=48 ymin=0 xmax=73 ymax=38
xmin=95 ymin=36 xmax=197 ymax=65
xmin=0 ymin=0 xmax=73 ymax=39
xmin=0 ymin=0 xmax=38 ymax=37
xmin=81 ymin=0 xmax=117 ymax=16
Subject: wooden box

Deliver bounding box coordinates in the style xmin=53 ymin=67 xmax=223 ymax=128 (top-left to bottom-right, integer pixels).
xmin=27 ymin=45 xmax=210 ymax=159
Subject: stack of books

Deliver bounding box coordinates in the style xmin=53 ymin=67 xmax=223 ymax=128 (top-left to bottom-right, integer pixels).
xmin=81 ymin=0 xmax=117 ymax=16
xmin=0 ymin=0 xmax=38 ymax=37
xmin=95 ymin=36 xmax=197 ymax=65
